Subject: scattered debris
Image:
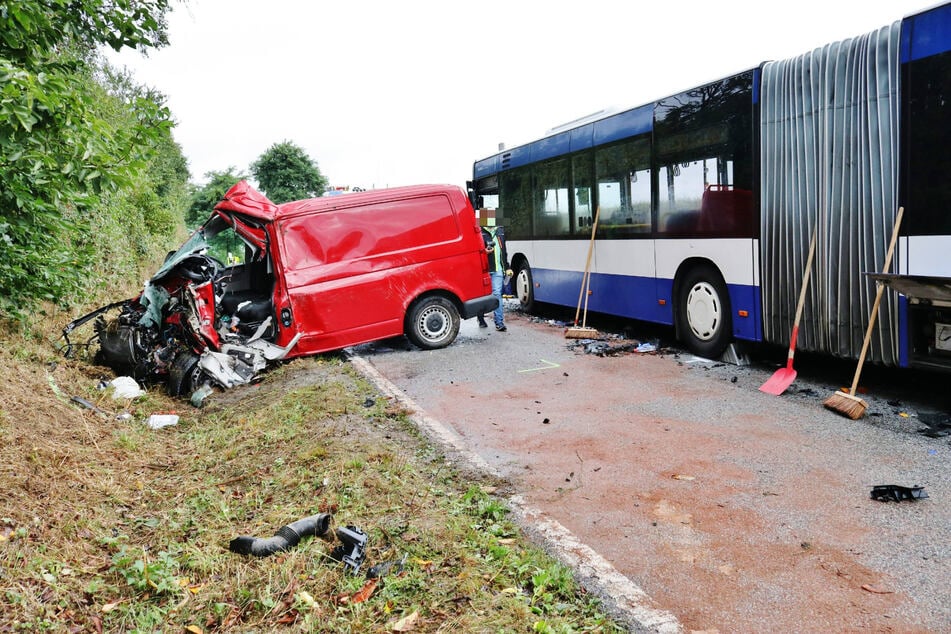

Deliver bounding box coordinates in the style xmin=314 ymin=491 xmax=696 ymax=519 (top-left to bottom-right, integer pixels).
xmin=70 ymin=396 xmax=108 ymax=417
xmin=576 ymin=341 xmax=639 ymax=356
xmin=109 ymin=376 xmax=145 ymax=399
xmin=146 ymin=413 xmax=179 ymax=430
xmin=870 ymin=485 xmax=928 ymax=502
xmin=189 ymin=383 xmax=213 ymax=408
xmin=366 ymin=552 xmax=408 ymax=579
xmin=330 ymin=525 xmax=368 ymax=575
xmin=918 ymin=412 xmax=951 ymax=438
xmin=229 ymin=513 xmax=333 ymax=557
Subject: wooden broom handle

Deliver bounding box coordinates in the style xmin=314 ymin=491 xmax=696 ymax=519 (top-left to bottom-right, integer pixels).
xmin=848 ymin=206 xmax=904 ymax=396
xmin=574 ymin=206 xmax=601 ymax=325
xmin=580 ymin=206 xmax=602 ymax=327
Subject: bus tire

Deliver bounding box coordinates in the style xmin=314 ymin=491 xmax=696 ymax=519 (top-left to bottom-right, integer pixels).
xmin=676 ymin=264 xmax=732 ymax=358
xmin=515 ymin=263 xmax=535 ymax=313
xmin=405 ymin=296 xmax=460 ymax=350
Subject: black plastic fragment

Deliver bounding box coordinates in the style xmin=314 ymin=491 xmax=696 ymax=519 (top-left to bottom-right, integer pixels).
xmin=330 ymin=525 xmax=368 ymax=575
xmin=870 ymin=485 xmax=928 ymax=502
xmin=229 ymin=513 xmax=333 ymax=557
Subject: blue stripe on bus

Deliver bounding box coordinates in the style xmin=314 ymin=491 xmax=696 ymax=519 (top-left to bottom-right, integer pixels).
xmin=531 ymin=131 xmax=572 ymax=163
xmin=473 ymin=156 xmax=498 ymax=180
xmin=570 ymin=123 xmax=594 ymax=152
xmin=592 ymin=105 xmax=653 ymax=146
xmin=901 ymin=3 xmax=951 ymax=63
xmin=531 ymin=268 xmax=762 ymax=341
xmin=727 ymin=283 xmax=762 ymax=342
xmin=474 ymin=105 xmax=653 ymax=178
xmin=502 ymin=144 xmax=532 ymax=170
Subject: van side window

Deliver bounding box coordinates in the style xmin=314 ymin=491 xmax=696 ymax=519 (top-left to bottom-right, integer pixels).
xmin=280 ymin=195 xmax=460 ymax=269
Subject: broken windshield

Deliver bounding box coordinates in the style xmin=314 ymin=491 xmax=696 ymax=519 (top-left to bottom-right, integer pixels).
xmin=150 ymin=215 xmax=257 ymax=284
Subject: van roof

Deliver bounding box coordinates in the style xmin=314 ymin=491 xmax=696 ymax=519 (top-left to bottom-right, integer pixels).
xmin=215 ymin=181 xmax=468 ymax=221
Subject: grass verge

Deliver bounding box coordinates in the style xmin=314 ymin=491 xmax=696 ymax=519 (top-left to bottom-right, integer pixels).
xmin=0 ymin=326 xmax=625 ymax=633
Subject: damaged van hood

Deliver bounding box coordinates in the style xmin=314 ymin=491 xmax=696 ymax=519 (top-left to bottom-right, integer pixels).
xmin=213 ymin=179 xmax=280 ymax=221
xmin=61 ymin=181 xmax=299 ymax=399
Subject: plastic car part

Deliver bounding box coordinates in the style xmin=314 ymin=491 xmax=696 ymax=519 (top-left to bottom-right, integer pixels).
xmin=229 ymin=513 xmax=333 ymax=557
xmin=330 ymin=525 xmax=368 ymax=575
xmin=870 ymin=485 xmax=929 ymax=502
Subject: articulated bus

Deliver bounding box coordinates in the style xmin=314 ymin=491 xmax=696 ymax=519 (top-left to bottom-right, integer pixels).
xmin=470 ymin=2 xmax=951 ymax=371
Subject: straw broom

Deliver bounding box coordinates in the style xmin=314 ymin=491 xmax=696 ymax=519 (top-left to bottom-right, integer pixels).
xmin=823 ymin=206 xmax=903 ymax=419
xmin=565 ymin=206 xmax=601 ymax=339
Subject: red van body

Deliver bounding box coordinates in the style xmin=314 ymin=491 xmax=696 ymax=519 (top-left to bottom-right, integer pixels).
xmin=70 ymin=181 xmax=496 ymax=395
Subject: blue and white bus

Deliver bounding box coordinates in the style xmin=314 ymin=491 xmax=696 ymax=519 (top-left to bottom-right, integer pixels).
xmin=471 ymin=2 xmax=951 ymax=370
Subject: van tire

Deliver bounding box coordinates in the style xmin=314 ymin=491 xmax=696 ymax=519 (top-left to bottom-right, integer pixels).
xmin=406 ymin=296 xmax=460 ymax=350
xmin=168 ymin=351 xmax=204 ymax=396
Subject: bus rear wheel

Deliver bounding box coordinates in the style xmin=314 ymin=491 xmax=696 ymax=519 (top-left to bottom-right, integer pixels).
xmin=676 ymin=264 xmax=732 ymax=359
xmin=515 ymin=263 xmax=535 ymax=313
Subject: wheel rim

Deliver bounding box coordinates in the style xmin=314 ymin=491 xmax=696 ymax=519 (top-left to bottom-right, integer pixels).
xmin=516 ymin=269 xmax=532 ymax=306
xmin=417 ymin=304 xmax=451 ymax=342
xmin=685 ymin=281 xmax=720 ymax=341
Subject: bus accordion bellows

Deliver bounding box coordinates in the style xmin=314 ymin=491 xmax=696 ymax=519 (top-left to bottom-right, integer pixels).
xmin=470 ymin=2 xmax=951 ymax=371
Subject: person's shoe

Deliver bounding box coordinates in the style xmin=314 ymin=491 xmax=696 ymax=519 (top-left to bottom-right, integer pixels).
xmin=495 ymin=325 xmax=507 ymax=332
xmin=477 ymin=318 xmax=488 ymax=328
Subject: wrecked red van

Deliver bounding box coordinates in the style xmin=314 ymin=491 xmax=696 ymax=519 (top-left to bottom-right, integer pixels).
xmin=63 ymin=182 xmax=497 ymax=396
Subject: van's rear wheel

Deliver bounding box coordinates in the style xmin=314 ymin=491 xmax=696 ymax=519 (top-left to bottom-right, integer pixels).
xmin=406 ymin=296 xmax=460 ymax=350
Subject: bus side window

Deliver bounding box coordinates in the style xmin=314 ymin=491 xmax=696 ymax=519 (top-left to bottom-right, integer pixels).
xmin=595 ymin=137 xmax=650 ymax=236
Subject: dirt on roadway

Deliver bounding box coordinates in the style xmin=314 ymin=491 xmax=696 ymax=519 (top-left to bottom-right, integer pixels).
xmin=352 ymin=307 xmax=951 ymax=633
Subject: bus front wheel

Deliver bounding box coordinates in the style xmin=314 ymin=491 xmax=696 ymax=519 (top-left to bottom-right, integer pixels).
xmin=515 ymin=263 xmax=535 ymax=313
xmin=676 ymin=264 xmax=732 ymax=359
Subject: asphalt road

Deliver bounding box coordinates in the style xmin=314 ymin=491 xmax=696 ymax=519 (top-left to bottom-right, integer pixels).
xmin=349 ymin=302 xmax=951 ymax=633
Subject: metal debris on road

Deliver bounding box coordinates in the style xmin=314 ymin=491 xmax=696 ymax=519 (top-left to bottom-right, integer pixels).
xmin=870 ymin=484 xmax=929 ymax=502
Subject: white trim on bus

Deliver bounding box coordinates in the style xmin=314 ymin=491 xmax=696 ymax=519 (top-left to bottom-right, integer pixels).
xmin=509 ymin=238 xmax=759 ymax=287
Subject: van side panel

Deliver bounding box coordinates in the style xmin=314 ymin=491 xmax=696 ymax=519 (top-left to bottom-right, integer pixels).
xmin=276 ymin=192 xmax=489 ymax=354
xmin=280 ymin=196 xmax=463 ymax=268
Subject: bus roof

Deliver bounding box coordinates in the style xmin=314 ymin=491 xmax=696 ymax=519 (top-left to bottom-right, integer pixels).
xmin=472 ymin=67 xmax=758 ymax=180
xmin=473 ymin=3 xmax=946 ymax=181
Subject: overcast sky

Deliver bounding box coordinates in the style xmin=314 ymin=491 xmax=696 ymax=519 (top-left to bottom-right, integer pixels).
xmin=106 ymin=0 xmax=935 ymax=192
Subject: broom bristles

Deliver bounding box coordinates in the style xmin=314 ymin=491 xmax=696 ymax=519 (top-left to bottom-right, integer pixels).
xmin=823 ymin=390 xmax=868 ymax=420
xmin=565 ymin=326 xmax=599 ymax=339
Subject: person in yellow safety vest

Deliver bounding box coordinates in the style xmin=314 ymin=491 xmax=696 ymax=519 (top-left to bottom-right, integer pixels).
xmin=477 ymin=226 xmax=512 ymax=331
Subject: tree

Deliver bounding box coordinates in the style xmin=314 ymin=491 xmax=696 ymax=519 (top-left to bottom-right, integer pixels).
xmin=186 ymin=168 xmax=248 ymax=228
xmin=0 ymin=1 xmax=175 ymax=318
xmin=250 ymin=141 xmax=327 ymax=204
